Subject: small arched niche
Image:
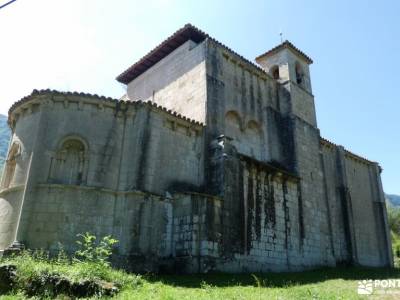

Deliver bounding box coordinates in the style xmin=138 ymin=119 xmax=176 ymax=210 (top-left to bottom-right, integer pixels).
xmin=243 ymin=120 xmax=263 ymax=159
xmin=2 ymin=142 xmax=21 ymax=189
xmin=225 ymin=111 xmax=242 ymax=141
xmin=49 ymin=136 xmax=88 ymax=185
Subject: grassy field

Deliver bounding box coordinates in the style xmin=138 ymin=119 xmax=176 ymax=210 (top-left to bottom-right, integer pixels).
xmin=1 ymin=232 xmax=400 ymax=299
xmin=119 ymin=267 xmax=400 ymax=300
xmin=1 ymin=251 xmax=400 ymax=300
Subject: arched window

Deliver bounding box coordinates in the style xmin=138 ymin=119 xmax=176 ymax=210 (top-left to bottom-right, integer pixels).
xmin=50 ymin=138 xmax=88 ymax=185
xmin=271 ymin=65 xmax=280 ymax=80
xmin=2 ymin=142 xmax=21 ymax=189
xmin=295 ymin=62 xmax=303 ymax=85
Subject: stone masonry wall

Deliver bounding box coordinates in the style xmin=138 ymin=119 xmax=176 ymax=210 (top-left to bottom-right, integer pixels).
xmin=13 ymin=181 xmax=228 ymax=273
xmin=344 ymin=155 xmax=392 ymax=266
xmin=320 ymin=139 xmax=392 ymax=267
xmin=288 ymin=84 xmax=317 ymax=127
xmin=127 ymin=40 xmax=207 ymax=123
xmin=221 ymin=157 xmax=303 ymax=272
xmin=1 ymin=92 xmax=205 ymax=256
xmin=0 ymin=187 xmax=24 ymax=250
xmin=205 ymin=41 xmax=292 ymax=179
xmin=290 ymin=117 xmax=335 ymax=267
xmin=171 ymin=193 xmax=222 ymax=273
xmin=320 ymin=142 xmax=349 ymax=263
xmin=0 ymin=102 xmax=43 ymax=250
xmin=204 ymin=134 xmax=308 ymax=272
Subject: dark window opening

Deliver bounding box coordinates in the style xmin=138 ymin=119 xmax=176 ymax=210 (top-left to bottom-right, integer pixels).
xmin=295 ymin=62 xmax=303 ymax=85
xmin=271 ymin=66 xmax=280 ymax=80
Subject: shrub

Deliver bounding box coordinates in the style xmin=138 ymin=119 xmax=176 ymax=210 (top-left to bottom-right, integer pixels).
xmin=0 ymin=233 xmax=141 ymax=298
xmin=388 ymin=206 xmax=400 ymax=236
xmin=74 ymin=232 xmax=118 ymax=267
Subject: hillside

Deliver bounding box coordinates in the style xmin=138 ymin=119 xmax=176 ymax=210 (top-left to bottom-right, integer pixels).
xmin=387 ymin=194 xmax=400 ymax=207
xmin=0 ymin=114 xmax=11 ymax=170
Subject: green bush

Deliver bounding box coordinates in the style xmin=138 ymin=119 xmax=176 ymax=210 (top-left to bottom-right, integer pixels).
xmin=0 ymin=233 xmax=141 ymax=298
xmin=387 ymin=205 xmax=400 ymax=266
xmin=388 ymin=206 xmax=400 ymax=236
xmin=74 ymin=232 xmax=118 ymax=267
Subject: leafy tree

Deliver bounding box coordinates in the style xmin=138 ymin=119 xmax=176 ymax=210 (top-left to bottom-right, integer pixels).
xmin=387 ymin=206 xmax=400 ymax=236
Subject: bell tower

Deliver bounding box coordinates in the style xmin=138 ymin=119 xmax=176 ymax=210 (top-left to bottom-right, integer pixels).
xmin=256 ymin=41 xmax=317 ymax=127
xmin=256 ymin=40 xmax=337 ymax=266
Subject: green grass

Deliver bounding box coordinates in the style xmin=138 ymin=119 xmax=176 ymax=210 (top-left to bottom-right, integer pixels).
xmin=119 ymin=267 xmax=400 ymax=300
xmin=2 ymin=251 xmax=400 ymax=299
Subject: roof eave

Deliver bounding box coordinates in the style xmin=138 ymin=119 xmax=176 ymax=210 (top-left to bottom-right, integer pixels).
xmin=116 ymin=24 xmax=208 ymax=84
xmin=255 ymin=41 xmax=313 ymax=65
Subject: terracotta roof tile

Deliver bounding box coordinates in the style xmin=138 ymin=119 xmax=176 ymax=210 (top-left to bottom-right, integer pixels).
xmin=320 ymin=137 xmax=376 ymax=165
xmin=8 ymin=89 xmax=204 ymax=126
xmin=116 ymin=23 xmax=273 ymax=84
xmin=116 ymin=24 xmax=207 ymax=84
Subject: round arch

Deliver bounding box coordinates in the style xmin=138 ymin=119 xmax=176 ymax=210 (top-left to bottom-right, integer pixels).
xmin=243 ymin=120 xmax=263 ymax=160
xmin=225 ymin=110 xmax=243 ymax=139
xmin=50 ymin=135 xmax=89 ymax=185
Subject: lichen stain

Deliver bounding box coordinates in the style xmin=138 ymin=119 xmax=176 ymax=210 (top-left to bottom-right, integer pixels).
xmin=264 ymin=173 xmax=276 ymax=229
xmin=282 ymin=180 xmax=290 ymax=250
xmin=255 ymin=170 xmax=262 ymax=241
xmin=246 ymin=166 xmax=254 ymax=254
xmin=249 ymin=76 xmax=255 ymax=113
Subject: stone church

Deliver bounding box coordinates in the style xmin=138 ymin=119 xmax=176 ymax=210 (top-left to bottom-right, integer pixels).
xmin=0 ymin=24 xmax=393 ymax=272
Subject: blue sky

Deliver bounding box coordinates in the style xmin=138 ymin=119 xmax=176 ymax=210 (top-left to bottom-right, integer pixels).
xmin=0 ymin=0 xmax=399 ymax=194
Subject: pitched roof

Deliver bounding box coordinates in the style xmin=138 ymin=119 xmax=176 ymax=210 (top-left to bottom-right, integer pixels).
xmin=116 ymin=24 xmax=207 ymax=84
xmin=256 ymin=40 xmax=313 ymax=64
xmin=117 ymin=25 xmax=314 ymax=85
xmin=116 ymin=23 xmax=277 ymax=85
